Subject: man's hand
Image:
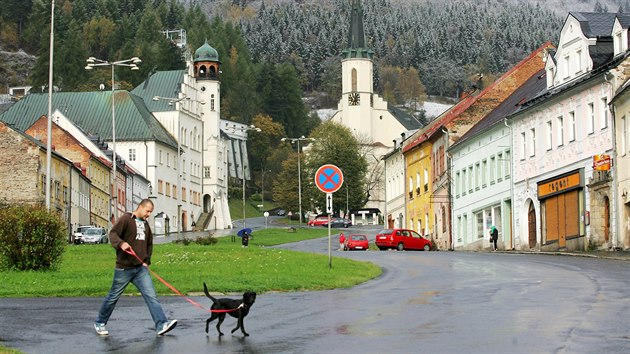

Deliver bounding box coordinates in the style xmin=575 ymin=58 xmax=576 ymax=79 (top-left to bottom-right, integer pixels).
xmin=120 ymin=241 xmax=131 ymax=251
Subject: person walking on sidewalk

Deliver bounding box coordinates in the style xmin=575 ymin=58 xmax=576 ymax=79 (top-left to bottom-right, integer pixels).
xmin=489 ymin=226 xmax=499 ymax=251
xmin=94 ymin=199 xmax=177 ymax=336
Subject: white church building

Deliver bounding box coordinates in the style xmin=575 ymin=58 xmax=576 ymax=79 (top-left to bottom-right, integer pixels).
xmin=330 ymin=0 xmax=425 ymax=219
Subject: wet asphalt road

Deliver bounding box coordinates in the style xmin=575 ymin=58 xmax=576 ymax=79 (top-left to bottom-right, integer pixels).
xmin=2 ymin=234 xmax=630 ymax=353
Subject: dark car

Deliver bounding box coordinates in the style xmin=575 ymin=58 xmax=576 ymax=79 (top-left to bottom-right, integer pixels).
xmin=323 ymin=217 xmax=352 ymax=228
xmin=375 ymin=228 xmax=432 ymax=251
xmin=276 ymin=209 xmax=286 ymax=216
xmin=344 ymin=234 xmax=369 ymax=251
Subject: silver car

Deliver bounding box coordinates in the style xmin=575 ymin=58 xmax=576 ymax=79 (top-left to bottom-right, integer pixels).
xmin=81 ymin=227 xmax=108 ymax=244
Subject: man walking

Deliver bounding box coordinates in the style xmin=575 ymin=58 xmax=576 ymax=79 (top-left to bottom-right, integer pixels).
xmin=94 ymin=199 xmax=177 ymax=336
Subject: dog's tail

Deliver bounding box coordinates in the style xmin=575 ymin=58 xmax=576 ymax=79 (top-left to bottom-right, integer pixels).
xmin=203 ymin=282 xmax=217 ymax=303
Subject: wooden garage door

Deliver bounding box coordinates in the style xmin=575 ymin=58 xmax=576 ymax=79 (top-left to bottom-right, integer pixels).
xmin=543 ymin=190 xmax=579 ymax=248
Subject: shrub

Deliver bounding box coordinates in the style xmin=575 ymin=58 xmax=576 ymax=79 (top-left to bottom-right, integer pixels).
xmin=195 ymin=236 xmax=218 ymax=245
xmin=0 ymin=205 xmax=67 ymax=271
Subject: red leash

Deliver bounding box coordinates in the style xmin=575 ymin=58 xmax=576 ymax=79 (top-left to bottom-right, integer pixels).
xmin=124 ymin=248 xmax=240 ymax=313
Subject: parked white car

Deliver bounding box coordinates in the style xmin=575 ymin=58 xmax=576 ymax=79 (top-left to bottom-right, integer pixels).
xmin=73 ymin=225 xmax=93 ymax=244
xmin=81 ymin=227 xmax=109 ymax=244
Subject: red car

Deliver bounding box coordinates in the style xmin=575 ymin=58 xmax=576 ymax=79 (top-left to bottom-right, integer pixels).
xmin=344 ymin=234 xmax=369 ymax=251
xmin=375 ymin=229 xmax=432 ymax=251
xmin=307 ymin=216 xmax=330 ymax=226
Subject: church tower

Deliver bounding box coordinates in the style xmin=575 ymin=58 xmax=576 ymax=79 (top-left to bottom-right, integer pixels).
xmin=193 ymin=40 xmax=231 ymax=229
xmin=340 ymin=0 xmax=374 ymax=136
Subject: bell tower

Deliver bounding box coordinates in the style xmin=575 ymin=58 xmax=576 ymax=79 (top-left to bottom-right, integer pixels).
xmin=193 ymin=39 xmax=231 ymax=229
xmin=341 ymin=0 xmax=373 ymax=134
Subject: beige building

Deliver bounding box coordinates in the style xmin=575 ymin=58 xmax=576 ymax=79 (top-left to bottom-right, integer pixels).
xmin=0 ymin=121 xmax=73 ymax=220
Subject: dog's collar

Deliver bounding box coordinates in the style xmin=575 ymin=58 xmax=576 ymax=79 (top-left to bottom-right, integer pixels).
xmin=238 ymin=303 xmax=245 ymax=309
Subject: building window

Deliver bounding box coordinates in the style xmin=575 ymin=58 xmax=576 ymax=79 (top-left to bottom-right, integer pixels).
xmin=159 ymin=150 xmax=163 ymax=164
xmin=601 ymin=97 xmax=608 ymax=129
xmin=475 ymin=162 xmax=480 ymax=190
xmin=455 ymin=172 xmax=460 ymax=196
xmin=576 ymin=49 xmax=582 ymax=73
xmin=623 ymin=116 xmax=627 ymax=156
xmin=468 ymin=166 xmax=473 ymax=193
xmin=416 ymin=172 xmax=421 ymax=194
xmin=165 ymin=182 xmax=171 ymax=197
xmin=520 ymin=132 xmax=526 ymax=160
xmin=529 ymin=128 xmax=536 ymax=157
xmin=587 ymin=103 xmax=594 ymax=134
xmin=158 ymin=180 xmax=163 ymax=194
xmin=563 ymin=56 xmax=570 ymax=78
xmin=129 ymin=148 xmax=136 ymax=161
xmin=476 ymin=211 xmax=484 ymax=239
xmin=173 ymin=185 xmax=177 ymax=199
xmin=490 ymin=156 xmax=495 ymax=184
xmin=352 ymin=68 xmax=358 ymax=91
xmin=166 ymin=153 xmax=171 ymax=167
xmin=423 ymin=169 xmax=429 ymax=192
xmin=497 ymin=153 xmax=503 ymax=180
xmin=505 ymin=150 xmax=511 ymax=178
xmin=546 ymin=121 xmax=553 ymax=150
xmin=211 ymin=98 xmax=215 ymax=111
xmin=557 ymin=116 xmax=564 ymax=146
xmin=182 ymin=187 xmax=187 ymax=202
xmin=569 ymin=111 xmax=576 ymax=142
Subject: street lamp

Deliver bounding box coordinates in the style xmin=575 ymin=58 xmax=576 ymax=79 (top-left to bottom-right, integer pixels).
xmin=85 ymin=56 xmax=140 ymax=226
xmin=152 ymin=95 xmax=205 ymax=238
xmin=281 ymin=136 xmax=316 ymax=227
xmin=229 ymin=125 xmax=261 ymax=229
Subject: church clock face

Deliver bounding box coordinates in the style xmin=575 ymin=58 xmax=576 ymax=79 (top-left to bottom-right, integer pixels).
xmin=348 ymin=92 xmax=360 ymax=106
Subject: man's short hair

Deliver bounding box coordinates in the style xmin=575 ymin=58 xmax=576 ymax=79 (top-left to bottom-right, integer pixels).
xmin=139 ymin=199 xmax=154 ymax=208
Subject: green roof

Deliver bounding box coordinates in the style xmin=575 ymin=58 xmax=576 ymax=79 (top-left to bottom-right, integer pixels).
xmin=194 ymin=40 xmax=220 ymax=63
xmin=131 ymin=69 xmax=186 ymax=112
xmin=0 ymin=91 xmax=177 ymax=149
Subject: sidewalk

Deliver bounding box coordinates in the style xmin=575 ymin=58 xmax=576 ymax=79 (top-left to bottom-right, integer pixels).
xmin=496 ymin=249 xmax=630 ymax=261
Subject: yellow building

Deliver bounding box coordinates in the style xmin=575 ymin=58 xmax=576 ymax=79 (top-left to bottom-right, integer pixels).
xmin=404 ymin=140 xmax=433 ymax=239
xmin=89 ymin=157 xmax=111 ymax=229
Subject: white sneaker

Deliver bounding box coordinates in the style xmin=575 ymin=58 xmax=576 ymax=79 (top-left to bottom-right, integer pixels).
xmin=157 ymin=320 xmax=177 ymax=335
xmin=94 ymin=323 xmax=109 ymax=336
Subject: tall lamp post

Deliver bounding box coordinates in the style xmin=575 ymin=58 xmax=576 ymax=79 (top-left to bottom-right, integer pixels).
xmin=281 ymin=136 xmax=315 ymax=227
xmin=152 ymin=95 xmax=205 ymax=238
xmin=85 ymin=56 xmax=141 ymax=226
xmin=230 ymin=125 xmax=261 ymax=229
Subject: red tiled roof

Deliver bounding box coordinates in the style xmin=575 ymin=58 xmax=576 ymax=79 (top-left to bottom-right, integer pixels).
xmin=402 ymin=41 xmax=554 ymax=153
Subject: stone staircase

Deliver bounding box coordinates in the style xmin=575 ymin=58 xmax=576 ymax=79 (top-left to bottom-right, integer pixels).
xmin=193 ymin=211 xmax=213 ymax=231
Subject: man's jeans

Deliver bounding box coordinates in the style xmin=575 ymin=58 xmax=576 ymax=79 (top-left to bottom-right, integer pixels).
xmin=96 ymin=266 xmax=168 ymax=329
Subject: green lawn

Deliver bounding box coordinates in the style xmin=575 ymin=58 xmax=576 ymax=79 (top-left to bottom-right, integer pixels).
xmin=0 ymin=228 xmax=381 ymax=297
xmin=228 ymin=197 xmax=277 ymax=220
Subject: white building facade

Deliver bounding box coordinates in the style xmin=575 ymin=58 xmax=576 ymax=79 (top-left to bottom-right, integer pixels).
xmin=511 ymin=13 xmax=621 ymax=251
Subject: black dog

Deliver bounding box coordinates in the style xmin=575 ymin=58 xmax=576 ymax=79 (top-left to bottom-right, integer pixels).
xmin=203 ymin=282 xmax=256 ymax=336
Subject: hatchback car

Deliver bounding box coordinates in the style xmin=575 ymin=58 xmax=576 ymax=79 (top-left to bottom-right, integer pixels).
xmin=81 ymin=227 xmax=108 ymax=244
xmin=307 ymin=216 xmax=330 ymax=226
xmin=375 ymin=229 xmax=432 ymax=251
xmin=344 ymin=234 xmax=369 ymax=251
xmin=73 ymin=225 xmax=93 ymax=244
xmin=323 ymin=217 xmax=352 ymax=228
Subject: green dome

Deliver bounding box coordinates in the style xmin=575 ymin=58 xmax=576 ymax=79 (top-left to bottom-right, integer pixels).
xmin=194 ymin=40 xmax=219 ymax=62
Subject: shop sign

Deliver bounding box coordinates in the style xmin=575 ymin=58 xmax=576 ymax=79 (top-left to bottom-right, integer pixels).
xmin=593 ymin=154 xmax=612 ymax=171
xmin=538 ymin=171 xmax=581 ymax=198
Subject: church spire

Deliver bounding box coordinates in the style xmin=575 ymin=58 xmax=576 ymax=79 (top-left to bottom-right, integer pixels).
xmin=343 ymin=0 xmax=373 ymax=59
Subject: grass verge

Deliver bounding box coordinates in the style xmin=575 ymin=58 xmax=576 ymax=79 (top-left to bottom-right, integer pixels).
xmin=0 ymin=228 xmax=381 ymax=297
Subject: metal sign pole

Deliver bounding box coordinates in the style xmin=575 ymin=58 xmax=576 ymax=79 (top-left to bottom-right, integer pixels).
xmin=328 ymin=212 xmax=332 ymax=269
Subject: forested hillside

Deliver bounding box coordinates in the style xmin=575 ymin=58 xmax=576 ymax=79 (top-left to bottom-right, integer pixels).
xmin=0 ymin=0 xmax=625 ymax=113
